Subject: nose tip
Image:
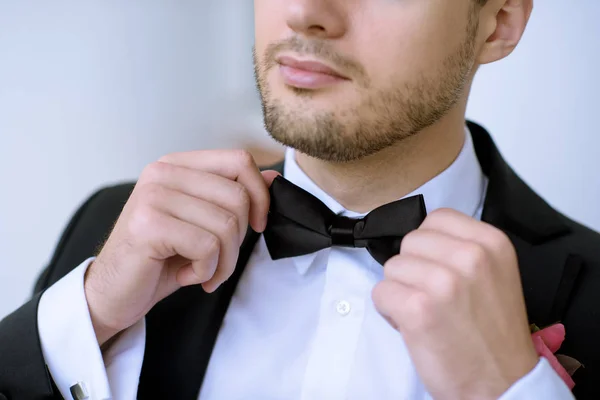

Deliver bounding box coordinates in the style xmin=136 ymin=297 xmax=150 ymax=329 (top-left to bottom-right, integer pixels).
xmin=286 ymin=2 xmax=346 ymax=39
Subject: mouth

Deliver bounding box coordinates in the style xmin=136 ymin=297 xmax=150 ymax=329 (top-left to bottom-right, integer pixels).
xmin=275 ymin=55 xmax=350 ymax=90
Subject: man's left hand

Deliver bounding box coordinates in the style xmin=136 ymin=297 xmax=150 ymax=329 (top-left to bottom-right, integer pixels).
xmin=372 ymin=209 xmax=539 ymax=400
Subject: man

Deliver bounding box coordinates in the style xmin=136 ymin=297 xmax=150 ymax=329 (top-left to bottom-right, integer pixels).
xmin=1 ymin=0 xmax=598 ymax=398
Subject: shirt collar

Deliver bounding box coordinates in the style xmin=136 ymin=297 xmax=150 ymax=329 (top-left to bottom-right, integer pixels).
xmin=282 ymin=126 xmax=487 ymax=275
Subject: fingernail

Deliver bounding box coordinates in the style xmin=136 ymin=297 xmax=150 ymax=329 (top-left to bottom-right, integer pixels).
xmin=203 ymin=281 xmax=220 ymax=294
xmin=202 ymin=282 xmax=214 ymax=293
xmin=196 ymin=257 xmax=218 ymax=284
xmin=255 ymin=218 xmax=267 ymax=233
xmin=384 ymin=315 xmax=399 ymax=330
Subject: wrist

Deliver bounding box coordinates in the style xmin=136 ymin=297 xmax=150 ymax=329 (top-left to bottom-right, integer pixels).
xmin=84 ymin=261 xmax=122 ymax=346
xmin=463 ymin=352 xmax=540 ymax=400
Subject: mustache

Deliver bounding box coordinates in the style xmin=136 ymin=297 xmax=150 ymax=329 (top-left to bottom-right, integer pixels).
xmin=260 ymin=36 xmax=369 ymax=87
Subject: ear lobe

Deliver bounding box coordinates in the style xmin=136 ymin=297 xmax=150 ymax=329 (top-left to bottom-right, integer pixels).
xmin=476 ymin=0 xmax=533 ymax=65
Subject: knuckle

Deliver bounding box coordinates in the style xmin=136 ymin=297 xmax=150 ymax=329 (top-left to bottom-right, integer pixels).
xmin=235 ymin=184 xmax=251 ymax=211
xmin=128 ymin=205 xmax=157 ymax=237
xmin=201 ymin=232 xmax=221 ymax=258
xmin=427 ymin=208 xmax=453 ymax=221
xmin=400 ymin=231 xmax=419 ymax=251
xmin=406 ymin=293 xmax=436 ymax=329
xmin=408 ymin=292 xmax=430 ymax=313
xmin=382 ymin=256 xmax=401 ymax=278
xmin=488 ymin=228 xmax=513 ymax=253
xmin=461 ymin=262 xmax=479 ymax=281
xmin=157 ymin=153 xmax=176 ymax=164
xmin=432 ymin=270 xmax=460 ymax=302
xmin=141 ymin=183 xmax=167 ymax=205
xmin=223 ymin=212 xmax=240 ymax=237
xmin=454 ymin=243 xmax=491 ymax=280
xmin=235 ymin=150 xmax=255 ymax=167
xmin=457 ymin=242 xmax=488 ymax=268
xmin=141 ymin=161 xmax=169 ymax=183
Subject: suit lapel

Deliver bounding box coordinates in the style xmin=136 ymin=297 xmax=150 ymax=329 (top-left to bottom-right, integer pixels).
xmin=136 ymin=228 xmax=261 ymax=399
xmin=469 ymin=121 xmax=583 ymax=326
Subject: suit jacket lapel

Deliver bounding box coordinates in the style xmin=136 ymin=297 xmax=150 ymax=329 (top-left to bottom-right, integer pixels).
xmin=469 ymin=121 xmax=583 ymax=327
xmin=136 ymin=228 xmax=261 ymax=399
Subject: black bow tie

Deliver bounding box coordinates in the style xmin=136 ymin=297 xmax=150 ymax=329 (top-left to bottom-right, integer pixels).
xmin=263 ymin=176 xmax=427 ymax=266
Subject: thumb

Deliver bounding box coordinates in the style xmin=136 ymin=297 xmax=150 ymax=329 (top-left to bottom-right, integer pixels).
xmin=261 ymin=170 xmax=281 ymax=187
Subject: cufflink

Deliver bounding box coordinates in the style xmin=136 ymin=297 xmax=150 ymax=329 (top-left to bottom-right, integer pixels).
xmin=70 ymin=382 xmax=90 ymax=400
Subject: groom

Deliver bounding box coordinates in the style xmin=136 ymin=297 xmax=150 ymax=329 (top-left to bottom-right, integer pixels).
xmin=1 ymin=0 xmax=599 ymax=399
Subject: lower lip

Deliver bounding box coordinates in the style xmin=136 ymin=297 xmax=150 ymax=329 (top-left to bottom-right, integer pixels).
xmin=278 ymin=65 xmax=347 ymax=89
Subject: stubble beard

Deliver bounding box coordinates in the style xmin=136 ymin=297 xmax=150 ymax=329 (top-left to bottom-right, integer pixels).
xmin=254 ymin=17 xmax=478 ymax=163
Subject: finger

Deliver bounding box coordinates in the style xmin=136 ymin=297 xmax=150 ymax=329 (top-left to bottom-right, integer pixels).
xmin=150 ymin=187 xmax=241 ymax=292
xmin=140 ymin=167 xmax=250 ymax=242
xmin=420 ymin=208 xmax=510 ymax=251
xmin=261 ymin=169 xmax=281 ymax=187
xmin=402 ymin=228 xmax=503 ymax=280
xmin=401 ymin=229 xmax=474 ymax=269
xmin=384 ymin=254 xmax=459 ymax=297
xmin=158 ymin=150 xmax=270 ymax=232
xmin=372 ymin=280 xmax=422 ymax=332
xmin=145 ymin=212 xmax=221 ymax=286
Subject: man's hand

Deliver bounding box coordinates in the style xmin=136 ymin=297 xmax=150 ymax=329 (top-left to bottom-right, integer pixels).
xmin=85 ymin=150 xmax=280 ymax=346
xmin=372 ymin=209 xmax=539 ymax=400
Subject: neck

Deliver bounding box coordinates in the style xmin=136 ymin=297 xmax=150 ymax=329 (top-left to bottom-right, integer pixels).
xmin=295 ymin=106 xmax=468 ymax=214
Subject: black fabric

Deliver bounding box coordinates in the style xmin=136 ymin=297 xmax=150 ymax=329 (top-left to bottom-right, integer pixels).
xmin=0 ymin=294 xmax=55 ymax=400
xmin=1 ymin=121 xmax=600 ymax=399
xmin=264 ymin=175 xmax=427 ymax=265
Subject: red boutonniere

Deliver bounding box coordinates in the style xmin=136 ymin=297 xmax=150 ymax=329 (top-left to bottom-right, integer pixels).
xmin=530 ymin=323 xmax=583 ymax=390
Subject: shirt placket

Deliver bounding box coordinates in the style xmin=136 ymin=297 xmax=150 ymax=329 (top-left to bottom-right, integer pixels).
xmin=300 ymin=248 xmax=374 ymax=400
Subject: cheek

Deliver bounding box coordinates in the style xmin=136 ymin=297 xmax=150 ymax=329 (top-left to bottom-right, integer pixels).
xmin=253 ymin=1 xmax=287 ymax=54
xmin=353 ymin=30 xmax=435 ymax=89
xmin=352 ymin=4 xmax=470 ymax=84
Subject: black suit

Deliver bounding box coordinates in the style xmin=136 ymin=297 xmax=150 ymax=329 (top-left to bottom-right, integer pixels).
xmin=1 ymin=122 xmax=599 ymax=400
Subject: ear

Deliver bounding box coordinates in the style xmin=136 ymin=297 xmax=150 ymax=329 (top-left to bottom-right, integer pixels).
xmin=476 ymin=0 xmax=534 ymax=65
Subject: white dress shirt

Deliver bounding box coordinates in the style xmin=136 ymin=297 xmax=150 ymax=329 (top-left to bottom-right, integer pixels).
xmin=38 ymin=129 xmax=574 ymax=399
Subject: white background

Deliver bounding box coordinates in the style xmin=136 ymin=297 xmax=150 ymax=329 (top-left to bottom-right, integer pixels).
xmin=1 ymin=1 xmax=598 ymax=319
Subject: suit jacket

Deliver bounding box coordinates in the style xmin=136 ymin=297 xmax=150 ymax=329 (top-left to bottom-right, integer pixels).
xmin=1 ymin=121 xmax=599 ymax=400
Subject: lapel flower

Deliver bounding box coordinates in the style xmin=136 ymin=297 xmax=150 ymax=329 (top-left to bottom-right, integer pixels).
xmin=530 ymin=323 xmax=583 ymax=390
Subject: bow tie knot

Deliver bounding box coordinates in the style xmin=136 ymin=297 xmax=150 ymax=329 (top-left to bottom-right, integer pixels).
xmin=263 ymin=176 xmax=427 ymax=266
xmin=328 ymin=216 xmax=363 ymax=247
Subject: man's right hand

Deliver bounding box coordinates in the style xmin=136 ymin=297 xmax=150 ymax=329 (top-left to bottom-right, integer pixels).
xmin=84 ymin=150 xmax=280 ymax=345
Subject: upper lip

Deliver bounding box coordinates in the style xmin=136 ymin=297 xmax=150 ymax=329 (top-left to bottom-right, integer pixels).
xmin=276 ymin=55 xmax=349 ymax=79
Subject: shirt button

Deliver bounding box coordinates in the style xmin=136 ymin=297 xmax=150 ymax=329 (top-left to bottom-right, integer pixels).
xmin=336 ymin=300 xmax=351 ymax=316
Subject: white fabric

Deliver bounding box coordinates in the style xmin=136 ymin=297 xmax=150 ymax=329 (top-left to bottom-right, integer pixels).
xmin=38 ymin=258 xmax=113 ymax=400
xmin=38 ymin=129 xmax=574 ymax=399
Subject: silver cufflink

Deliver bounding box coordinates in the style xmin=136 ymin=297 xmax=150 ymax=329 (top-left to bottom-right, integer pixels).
xmin=69 ymin=382 xmax=90 ymax=400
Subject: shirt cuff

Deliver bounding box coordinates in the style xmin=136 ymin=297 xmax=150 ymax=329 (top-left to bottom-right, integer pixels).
xmin=38 ymin=258 xmax=147 ymax=400
xmin=499 ymin=357 xmax=575 ymax=400
xmin=38 ymin=257 xmax=112 ymax=399
xmin=105 ymin=316 xmax=146 ymax=399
